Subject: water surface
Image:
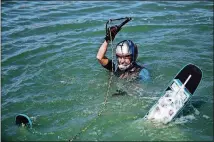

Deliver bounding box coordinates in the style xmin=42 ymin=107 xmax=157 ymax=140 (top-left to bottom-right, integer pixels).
xmin=1 ymin=1 xmax=213 ymax=141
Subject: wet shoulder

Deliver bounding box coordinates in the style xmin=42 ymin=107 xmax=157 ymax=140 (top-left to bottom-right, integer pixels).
xmin=139 ymin=67 xmax=150 ymax=81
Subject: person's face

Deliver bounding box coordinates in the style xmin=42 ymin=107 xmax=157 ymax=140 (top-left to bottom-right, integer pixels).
xmin=117 ymin=54 xmax=132 ymax=70
xmin=117 ymin=55 xmax=131 ymax=65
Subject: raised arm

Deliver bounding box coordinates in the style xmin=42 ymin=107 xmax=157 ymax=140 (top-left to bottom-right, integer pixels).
xmin=96 ymin=40 xmax=109 ymax=66
xmin=96 ymin=17 xmax=132 ymax=68
xmin=97 ymin=23 xmax=121 ymax=66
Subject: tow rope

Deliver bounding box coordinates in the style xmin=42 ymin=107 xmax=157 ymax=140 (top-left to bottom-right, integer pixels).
xmin=69 ymin=17 xmax=132 ymax=141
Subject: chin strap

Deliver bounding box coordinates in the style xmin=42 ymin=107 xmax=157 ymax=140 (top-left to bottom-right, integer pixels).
xmin=118 ymin=62 xmax=135 ymax=72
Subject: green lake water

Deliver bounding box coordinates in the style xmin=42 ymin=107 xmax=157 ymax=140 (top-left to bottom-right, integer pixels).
xmin=1 ymin=1 xmax=213 ymax=141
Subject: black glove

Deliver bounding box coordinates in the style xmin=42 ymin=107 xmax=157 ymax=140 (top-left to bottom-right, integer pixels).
xmin=104 ymin=25 xmax=121 ymax=42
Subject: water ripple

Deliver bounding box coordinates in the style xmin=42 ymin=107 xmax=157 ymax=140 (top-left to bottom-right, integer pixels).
xmin=1 ymin=1 xmax=213 ymax=141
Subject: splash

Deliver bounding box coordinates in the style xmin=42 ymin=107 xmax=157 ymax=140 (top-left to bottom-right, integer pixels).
xmin=173 ymin=114 xmax=196 ymax=124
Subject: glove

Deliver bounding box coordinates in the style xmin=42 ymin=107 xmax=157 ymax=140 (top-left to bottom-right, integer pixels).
xmin=104 ymin=25 xmax=120 ymax=42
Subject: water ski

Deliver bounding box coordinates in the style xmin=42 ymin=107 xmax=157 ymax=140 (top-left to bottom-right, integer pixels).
xmin=15 ymin=114 xmax=32 ymax=128
xmin=144 ymin=63 xmax=202 ymax=124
